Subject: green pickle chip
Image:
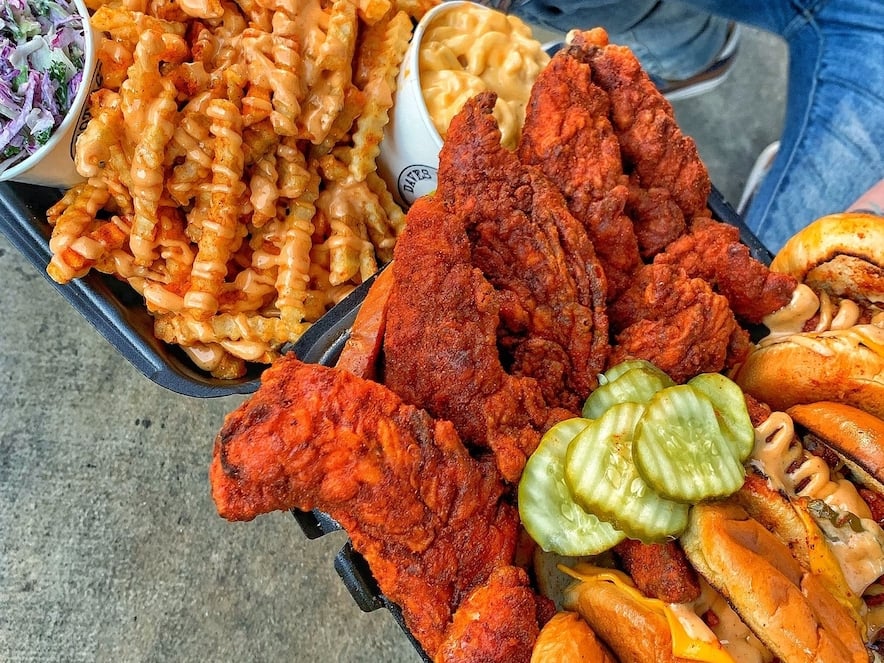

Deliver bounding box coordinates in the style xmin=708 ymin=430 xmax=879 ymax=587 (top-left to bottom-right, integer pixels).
xmin=565 ymin=402 xmax=689 ymax=542
xmin=634 ymin=385 xmax=746 ymax=503
xmin=686 ymin=372 xmax=755 ymax=461
xmin=518 ymin=418 xmax=626 ymax=556
xmin=598 ymin=359 xmax=671 ymax=386
xmin=582 ymin=364 xmax=676 ymax=419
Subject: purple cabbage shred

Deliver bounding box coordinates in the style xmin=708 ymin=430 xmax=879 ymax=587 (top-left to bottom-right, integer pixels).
xmin=0 ymin=0 xmax=86 ymax=172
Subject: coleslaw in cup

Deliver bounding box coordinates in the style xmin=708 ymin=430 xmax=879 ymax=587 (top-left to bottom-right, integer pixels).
xmin=0 ymin=0 xmax=98 ymax=188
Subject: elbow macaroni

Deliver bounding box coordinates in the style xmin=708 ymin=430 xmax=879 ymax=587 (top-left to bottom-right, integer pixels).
xmin=418 ymin=4 xmax=549 ymax=148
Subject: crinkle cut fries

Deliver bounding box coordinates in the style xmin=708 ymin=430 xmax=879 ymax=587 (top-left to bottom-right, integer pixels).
xmin=46 ymin=0 xmax=428 ymax=378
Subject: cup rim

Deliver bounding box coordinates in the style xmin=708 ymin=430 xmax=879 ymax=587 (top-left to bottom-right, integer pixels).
xmin=407 ymin=0 xmax=486 ymax=150
xmin=0 ymin=0 xmax=97 ymax=182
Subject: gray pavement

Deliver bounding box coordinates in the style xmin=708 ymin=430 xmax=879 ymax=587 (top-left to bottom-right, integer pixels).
xmin=0 ymin=25 xmax=787 ymax=663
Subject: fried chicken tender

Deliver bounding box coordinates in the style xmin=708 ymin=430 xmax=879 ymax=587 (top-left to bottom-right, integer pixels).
xmin=626 ymin=179 xmax=687 ymax=259
xmin=434 ymin=566 xmax=555 ymax=663
xmin=613 ymin=539 xmax=701 ymax=604
xmin=518 ymin=44 xmax=641 ymax=300
xmin=210 ymin=355 xmax=520 ymax=657
xmin=572 ymin=28 xmax=711 ymax=221
xmin=383 ymin=93 xmax=610 ymax=481
xmin=335 ymin=264 xmax=393 ymax=381
xmin=654 ymin=217 xmax=798 ymax=323
xmin=609 ymin=263 xmax=749 ymax=383
xmin=438 ymin=93 xmax=610 ymax=405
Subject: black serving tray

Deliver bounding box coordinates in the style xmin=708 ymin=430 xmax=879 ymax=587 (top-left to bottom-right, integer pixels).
xmin=0 ymin=182 xmax=381 ymax=398
xmin=1 ymin=179 xmax=768 ymax=660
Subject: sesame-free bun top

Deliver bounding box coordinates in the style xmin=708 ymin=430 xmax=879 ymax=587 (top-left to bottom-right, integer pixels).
xmin=770 ymin=212 xmax=884 ymax=304
xmin=786 ymin=401 xmax=884 ymax=493
xmin=733 ymin=213 xmax=884 ymax=418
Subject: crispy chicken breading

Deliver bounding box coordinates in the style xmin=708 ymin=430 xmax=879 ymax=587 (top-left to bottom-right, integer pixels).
xmin=210 ymin=356 xmax=521 ymax=657
xmin=626 ymin=179 xmax=688 ymax=259
xmin=573 ymin=28 xmax=711 ymax=220
xmin=434 ymin=566 xmax=555 ymax=663
xmin=613 ymin=539 xmax=701 ymax=604
xmin=654 ymin=217 xmax=798 ymax=323
xmin=518 ymin=45 xmax=641 ymax=300
xmin=609 ymin=263 xmax=750 ymax=383
xmin=383 ymin=92 xmax=610 ymax=481
xmin=382 ymin=195 xmax=556 ymax=483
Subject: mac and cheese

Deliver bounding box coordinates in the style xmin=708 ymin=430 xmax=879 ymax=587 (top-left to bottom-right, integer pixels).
xmin=419 ymin=4 xmax=549 ymax=148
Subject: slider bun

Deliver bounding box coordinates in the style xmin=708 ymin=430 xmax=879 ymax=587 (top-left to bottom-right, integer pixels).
xmin=787 ymin=401 xmax=884 ymax=493
xmin=562 ymin=573 xmax=699 ymax=663
xmin=731 ymin=328 xmax=884 ymax=419
xmin=734 ymin=474 xmax=866 ymax=627
xmin=531 ymin=611 xmax=617 ymax=663
xmin=681 ymin=500 xmax=868 ymax=663
xmin=770 ymin=213 xmax=884 ymax=304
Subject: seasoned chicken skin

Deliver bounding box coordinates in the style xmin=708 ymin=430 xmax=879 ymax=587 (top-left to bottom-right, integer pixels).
xmin=518 ymin=44 xmax=641 ymax=301
xmin=211 ymin=356 xmax=521 ymax=657
xmin=609 ymin=263 xmax=749 ymax=383
xmin=572 ymin=28 xmax=711 ymax=220
xmin=654 ymin=217 xmax=797 ymax=323
xmin=434 ymin=566 xmax=555 ymax=663
xmin=383 ymin=93 xmax=610 ymax=482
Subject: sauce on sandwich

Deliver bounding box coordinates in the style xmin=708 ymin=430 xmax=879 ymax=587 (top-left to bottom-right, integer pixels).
xmin=752 ymin=411 xmax=884 ymax=597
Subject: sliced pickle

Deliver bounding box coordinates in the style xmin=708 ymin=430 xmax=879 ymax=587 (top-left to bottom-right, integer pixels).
xmin=634 ymin=385 xmax=745 ymax=503
xmin=519 ymin=418 xmax=626 ymax=556
xmin=598 ymin=358 xmax=671 ymax=386
xmin=565 ymin=402 xmax=689 ymax=542
xmin=582 ymin=365 xmax=676 ymax=419
xmin=686 ymin=372 xmax=754 ymax=461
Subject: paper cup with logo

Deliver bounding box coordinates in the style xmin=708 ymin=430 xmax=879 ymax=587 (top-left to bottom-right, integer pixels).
xmin=377 ymin=1 xmax=475 ymax=209
xmin=0 ymin=0 xmax=100 ymax=189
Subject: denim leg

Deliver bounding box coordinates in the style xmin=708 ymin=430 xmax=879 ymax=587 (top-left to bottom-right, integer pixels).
xmin=706 ymin=0 xmax=884 ymax=252
xmin=511 ymin=0 xmax=658 ymax=33
xmin=511 ymin=0 xmax=731 ymax=79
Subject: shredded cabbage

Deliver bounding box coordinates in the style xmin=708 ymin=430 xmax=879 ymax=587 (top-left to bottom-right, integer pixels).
xmin=0 ymin=0 xmax=86 ymax=173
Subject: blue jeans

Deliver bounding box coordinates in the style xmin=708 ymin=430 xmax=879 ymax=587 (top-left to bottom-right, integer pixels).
xmin=509 ymin=0 xmax=884 ymax=253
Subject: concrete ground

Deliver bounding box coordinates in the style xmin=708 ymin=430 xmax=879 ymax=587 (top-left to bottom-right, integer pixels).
xmin=0 ymin=23 xmax=787 ymax=663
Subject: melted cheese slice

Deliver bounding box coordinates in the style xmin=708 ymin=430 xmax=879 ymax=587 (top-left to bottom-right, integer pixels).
xmin=561 ymin=565 xmax=739 ymax=663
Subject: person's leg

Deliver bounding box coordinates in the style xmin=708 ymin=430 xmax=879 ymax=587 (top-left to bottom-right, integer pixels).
xmin=508 ymin=0 xmax=659 ymax=34
xmin=681 ymin=0 xmax=884 ymax=252
xmin=510 ymin=0 xmax=731 ymax=81
xmin=713 ymin=0 xmax=883 ymax=252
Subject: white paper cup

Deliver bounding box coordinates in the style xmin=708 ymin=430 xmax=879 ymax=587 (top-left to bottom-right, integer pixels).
xmin=377 ymin=1 xmax=476 ymax=208
xmin=0 ymin=0 xmax=99 ymax=189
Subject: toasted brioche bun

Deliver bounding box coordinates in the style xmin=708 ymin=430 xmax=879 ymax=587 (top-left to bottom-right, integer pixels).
xmin=787 ymin=401 xmax=884 ymax=493
xmin=770 ymin=212 xmax=884 ymax=304
xmin=562 ymin=572 xmax=700 ymax=663
xmin=735 ymin=213 xmax=884 ymax=418
xmin=733 ymin=473 xmax=866 ymax=627
xmin=681 ymin=499 xmax=868 ymax=663
xmin=531 ymin=611 xmax=617 ymax=663
xmin=731 ymin=326 xmax=884 ymax=419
